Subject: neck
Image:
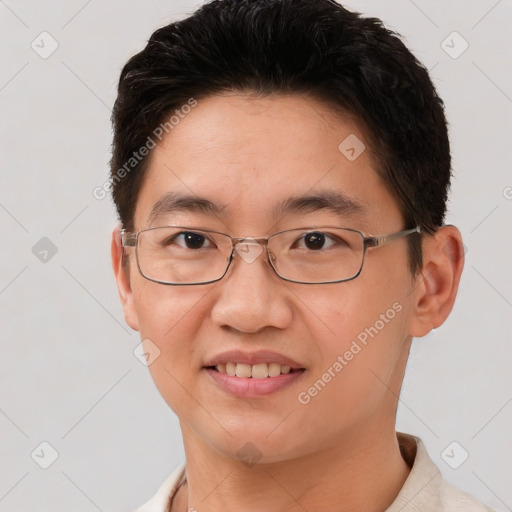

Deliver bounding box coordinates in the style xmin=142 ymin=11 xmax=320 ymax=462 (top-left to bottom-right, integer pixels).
xmin=172 ymin=423 xmax=411 ymax=512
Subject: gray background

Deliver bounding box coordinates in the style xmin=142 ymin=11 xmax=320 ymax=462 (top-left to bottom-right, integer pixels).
xmin=1 ymin=1 xmax=511 ymax=511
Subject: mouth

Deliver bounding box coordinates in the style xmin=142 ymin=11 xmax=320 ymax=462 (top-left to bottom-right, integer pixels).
xmin=205 ymin=362 xmax=305 ymax=378
xmin=202 ymin=353 xmax=306 ymax=398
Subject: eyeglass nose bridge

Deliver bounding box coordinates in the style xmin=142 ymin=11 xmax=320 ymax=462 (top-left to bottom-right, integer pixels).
xmin=231 ymin=237 xmax=271 ymax=265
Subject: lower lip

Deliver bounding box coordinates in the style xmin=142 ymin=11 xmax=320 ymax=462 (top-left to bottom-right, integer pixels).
xmin=203 ymin=368 xmax=305 ymax=398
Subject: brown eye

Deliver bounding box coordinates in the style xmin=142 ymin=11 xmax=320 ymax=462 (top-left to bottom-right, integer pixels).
xmin=165 ymin=231 xmax=213 ymax=249
xmin=182 ymin=232 xmax=207 ymax=249
xmin=292 ymin=231 xmax=349 ymax=251
xmin=303 ymin=232 xmax=326 ymax=250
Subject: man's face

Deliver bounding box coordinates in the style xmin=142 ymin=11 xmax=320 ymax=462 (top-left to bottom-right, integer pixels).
xmin=120 ymin=93 xmax=417 ymax=462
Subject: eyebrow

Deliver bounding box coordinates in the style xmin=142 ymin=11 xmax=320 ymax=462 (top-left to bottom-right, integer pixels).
xmin=146 ymin=190 xmax=367 ymax=225
xmin=146 ymin=192 xmax=226 ymax=225
xmin=274 ymin=190 xmax=367 ymax=219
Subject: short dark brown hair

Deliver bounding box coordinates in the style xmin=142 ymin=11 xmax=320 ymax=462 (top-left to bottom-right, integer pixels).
xmin=110 ymin=0 xmax=452 ymax=274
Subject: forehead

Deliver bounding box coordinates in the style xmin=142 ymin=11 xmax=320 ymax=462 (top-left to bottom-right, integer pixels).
xmin=134 ymin=93 xmax=402 ymax=233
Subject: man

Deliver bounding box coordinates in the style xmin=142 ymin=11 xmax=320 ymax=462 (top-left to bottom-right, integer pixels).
xmin=110 ymin=0 xmax=493 ymax=510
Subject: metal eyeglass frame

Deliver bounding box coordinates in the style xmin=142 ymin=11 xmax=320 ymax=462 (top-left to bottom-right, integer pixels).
xmin=121 ymin=225 xmax=421 ymax=285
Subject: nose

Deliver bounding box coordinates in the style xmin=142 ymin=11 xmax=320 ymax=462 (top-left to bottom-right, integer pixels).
xmin=210 ymin=239 xmax=293 ymax=333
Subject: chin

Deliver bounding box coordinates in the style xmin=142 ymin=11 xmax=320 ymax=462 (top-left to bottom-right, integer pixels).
xmin=200 ymin=423 xmax=300 ymax=463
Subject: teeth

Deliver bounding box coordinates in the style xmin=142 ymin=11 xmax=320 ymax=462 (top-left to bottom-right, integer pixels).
xmin=214 ymin=362 xmax=297 ymax=378
xmin=235 ymin=363 xmax=252 ymax=378
xmin=268 ymin=362 xmax=281 ymax=377
xmin=226 ymin=362 xmax=236 ymax=376
xmin=252 ymin=363 xmax=269 ymax=379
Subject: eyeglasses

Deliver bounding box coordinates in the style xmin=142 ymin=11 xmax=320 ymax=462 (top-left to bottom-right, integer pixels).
xmin=121 ymin=225 xmax=421 ymax=285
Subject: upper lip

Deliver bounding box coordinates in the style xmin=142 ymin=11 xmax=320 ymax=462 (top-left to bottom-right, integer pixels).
xmin=203 ymin=350 xmax=304 ymax=370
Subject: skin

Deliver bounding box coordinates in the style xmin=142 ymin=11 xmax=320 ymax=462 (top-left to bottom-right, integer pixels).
xmin=112 ymin=93 xmax=464 ymax=512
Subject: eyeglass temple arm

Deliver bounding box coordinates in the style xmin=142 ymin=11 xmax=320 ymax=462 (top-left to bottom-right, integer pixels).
xmin=365 ymin=226 xmax=421 ymax=248
xmin=120 ymin=229 xmax=137 ymax=248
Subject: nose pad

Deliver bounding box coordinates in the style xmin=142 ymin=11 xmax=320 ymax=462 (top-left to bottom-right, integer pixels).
xmin=234 ymin=238 xmax=264 ymax=264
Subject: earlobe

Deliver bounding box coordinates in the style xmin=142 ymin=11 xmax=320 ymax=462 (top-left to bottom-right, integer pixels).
xmin=111 ymin=225 xmax=140 ymax=332
xmin=409 ymin=225 xmax=465 ymax=338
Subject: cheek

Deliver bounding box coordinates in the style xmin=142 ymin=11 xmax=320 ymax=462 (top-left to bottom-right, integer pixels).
xmin=132 ymin=278 xmax=210 ymax=338
xmin=295 ymin=268 xmax=411 ymax=411
xmin=299 ymin=267 xmax=408 ymax=347
xmin=131 ymin=282 xmax=213 ymax=409
xmin=307 ymin=293 xmax=408 ymax=379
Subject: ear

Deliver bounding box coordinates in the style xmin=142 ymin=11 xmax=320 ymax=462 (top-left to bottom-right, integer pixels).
xmin=409 ymin=225 xmax=465 ymax=338
xmin=111 ymin=224 xmax=140 ymax=332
